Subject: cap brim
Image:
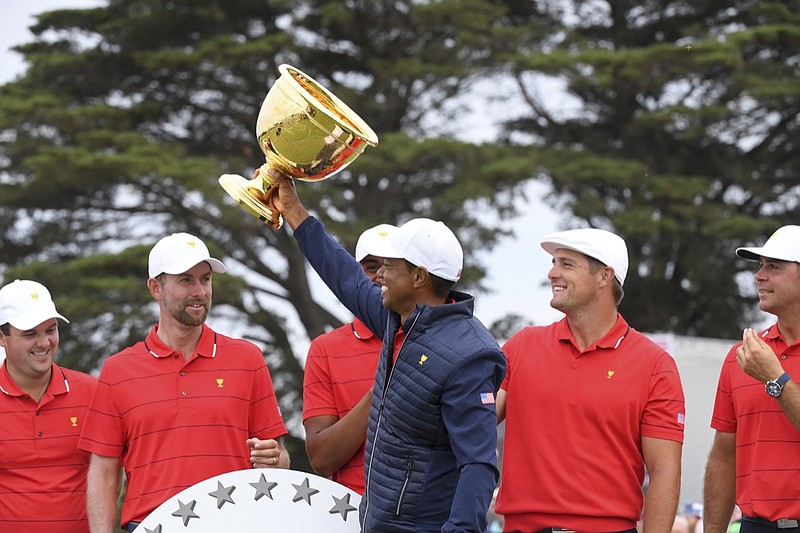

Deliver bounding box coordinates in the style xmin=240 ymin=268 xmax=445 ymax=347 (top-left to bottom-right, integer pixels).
xmin=540 ymin=240 xmax=562 ymax=257
xmin=365 ymin=239 xmax=403 ymax=260
xmin=540 ymin=238 xmax=589 ymax=260
xmin=735 ymin=246 xmax=795 ymax=262
xmin=356 ymin=252 xmax=384 ymax=262
xmin=9 ymin=310 xmax=69 ymax=331
xmin=205 ymin=258 xmax=227 ymax=273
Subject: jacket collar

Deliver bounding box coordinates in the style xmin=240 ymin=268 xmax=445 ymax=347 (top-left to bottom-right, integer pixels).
xmin=395 ymin=290 xmax=475 ymax=332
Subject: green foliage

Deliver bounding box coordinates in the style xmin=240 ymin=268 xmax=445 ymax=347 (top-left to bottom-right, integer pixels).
xmin=501 ymin=0 xmax=800 ymax=336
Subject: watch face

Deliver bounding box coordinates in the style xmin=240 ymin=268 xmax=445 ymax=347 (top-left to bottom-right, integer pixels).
xmin=766 ymin=381 xmax=781 ymax=398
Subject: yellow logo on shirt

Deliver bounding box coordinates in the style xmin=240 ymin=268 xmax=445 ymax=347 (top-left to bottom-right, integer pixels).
xmin=607 ymin=370 xmax=615 ymax=379
xmin=216 ymin=379 xmax=224 ymax=388
xmin=70 ymin=417 xmax=78 ymax=427
xmin=419 ymin=355 xmax=428 ymax=365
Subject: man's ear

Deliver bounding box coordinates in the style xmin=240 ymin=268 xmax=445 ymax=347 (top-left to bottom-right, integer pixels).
xmin=599 ymin=266 xmax=615 ymax=287
xmin=412 ymin=266 xmax=430 ymax=289
xmin=147 ymin=277 xmax=162 ymax=300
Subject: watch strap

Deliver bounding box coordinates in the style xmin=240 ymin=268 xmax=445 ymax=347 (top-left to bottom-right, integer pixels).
xmin=766 ymin=372 xmax=791 ymax=398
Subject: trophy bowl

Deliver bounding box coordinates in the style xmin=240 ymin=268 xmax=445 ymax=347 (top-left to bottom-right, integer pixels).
xmin=219 ymin=64 xmax=379 ymax=228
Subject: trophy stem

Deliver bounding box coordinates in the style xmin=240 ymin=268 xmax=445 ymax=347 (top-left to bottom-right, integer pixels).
xmin=219 ymin=168 xmax=283 ymax=228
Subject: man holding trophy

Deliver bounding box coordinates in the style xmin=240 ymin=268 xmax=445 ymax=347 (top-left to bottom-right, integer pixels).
xmin=266 ymin=167 xmax=505 ymax=533
xmin=219 ymin=64 xmax=504 ymax=532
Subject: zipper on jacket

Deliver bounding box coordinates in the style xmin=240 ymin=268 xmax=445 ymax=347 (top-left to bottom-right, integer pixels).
xmin=394 ymin=457 xmax=414 ymax=517
xmin=363 ymin=311 xmax=421 ymax=527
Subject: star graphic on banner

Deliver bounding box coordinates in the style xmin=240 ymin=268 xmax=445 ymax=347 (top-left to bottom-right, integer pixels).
xmin=135 ymin=470 xmax=364 ymax=530
xmin=292 ymin=477 xmax=320 ymax=505
xmin=329 ymin=492 xmax=357 ymax=521
xmin=171 ymin=499 xmax=200 ymax=526
xmin=209 ymin=480 xmax=237 ymax=509
xmin=250 ymin=473 xmax=278 ymax=501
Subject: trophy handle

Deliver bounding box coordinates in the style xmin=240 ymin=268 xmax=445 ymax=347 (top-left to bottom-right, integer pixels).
xmin=219 ymin=164 xmax=283 ymax=228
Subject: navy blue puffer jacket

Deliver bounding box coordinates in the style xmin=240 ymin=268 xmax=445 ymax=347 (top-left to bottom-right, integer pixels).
xmin=295 ymin=217 xmax=505 ymax=533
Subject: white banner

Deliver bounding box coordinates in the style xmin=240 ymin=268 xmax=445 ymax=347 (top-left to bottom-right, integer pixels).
xmin=134 ymin=468 xmax=361 ymax=532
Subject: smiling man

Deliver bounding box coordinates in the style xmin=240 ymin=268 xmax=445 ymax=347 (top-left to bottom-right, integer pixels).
xmin=703 ymin=225 xmax=800 ymax=533
xmin=267 ymin=168 xmax=506 ymax=533
xmin=78 ymin=233 xmax=289 ymax=533
xmin=495 ymin=228 xmax=685 ymax=533
xmin=0 ymin=279 xmax=97 ymax=533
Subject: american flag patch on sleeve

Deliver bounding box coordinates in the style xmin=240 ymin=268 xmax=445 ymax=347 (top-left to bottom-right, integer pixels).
xmin=480 ymin=392 xmax=495 ymax=405
xmin=677 ymin=412 xmax=685 ymax=424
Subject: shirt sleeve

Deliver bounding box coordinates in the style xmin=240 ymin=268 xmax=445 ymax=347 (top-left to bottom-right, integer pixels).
xmin=302 ymin=336 xmax=337 ymax=420
xmin=710 ymin=344 xmax=739 ymax=433
xmin=500 ymin=333 xmax=521 ymax=392
xmin=440 ymin=351 xmax=504 ymax=533
xmin=78 ymin=367 xmax=126 ymax=458
xmin=294 ymin=216 xmax=388 ymax=338
xmin=641 ymin=351 xmax=686 ymax=443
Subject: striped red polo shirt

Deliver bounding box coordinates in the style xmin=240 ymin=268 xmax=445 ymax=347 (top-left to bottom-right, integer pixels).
xmin=303 ymin=318 xmax=382 ymax=493
xmin=496 ymin=315 xmax=685 ymax=532
xmin=78 ymin=324 xmax=287 ymax=526
xmin=711 ymin=323 xmax=800 ymax=521
xmin=0 ymin=363 xmax=97 ymax=532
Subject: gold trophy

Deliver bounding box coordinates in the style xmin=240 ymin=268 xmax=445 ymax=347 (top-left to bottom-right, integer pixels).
xmin=219 ymin=64 xmax=379 ymax=228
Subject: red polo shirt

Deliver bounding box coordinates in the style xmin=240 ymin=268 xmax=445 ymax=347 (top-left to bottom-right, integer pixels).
xmin=303 ymin=318 xmax=382 ymax=493
xmin=711 ymin=323 xmax=800 ymax=521
xmin=78 ymin=324 xmax=287 ymax=526
xmin=496 ymin=315 xmax=685 ymax=532
xmin=0 ymin=363 xmax=97 ymax=533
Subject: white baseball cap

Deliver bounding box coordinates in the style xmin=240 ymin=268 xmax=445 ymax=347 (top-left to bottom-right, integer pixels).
xmin=370 ymin=218 xmax=463 ymax=282
xmin=736 ymin=225 xmax=800 ymax=263
xmin=0 ymin=279 xmax=69 ymax=330
xmin=148 ymin=233 xmax=226 ymax=278
xmin=355 ymin=224 xmax=398 ymax=262
xmin=540 ymin=228 xmax=629 ymax=285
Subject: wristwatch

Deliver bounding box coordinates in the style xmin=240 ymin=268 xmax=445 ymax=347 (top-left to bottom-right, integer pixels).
xmin=765 ymin=372 xmax=791 ymax=398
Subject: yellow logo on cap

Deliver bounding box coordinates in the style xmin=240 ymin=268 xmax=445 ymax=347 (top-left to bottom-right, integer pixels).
xmin=607 ymin=370 xmax=615 ymax=379
xmin=70 ymin=417 xmax=78 ymax=427
xmin=216 ymin=379 xmax=224 ymax=388
xmin=30 ymin=292 xmax=40 ymax=302
xmin=187 ymin=240 xmax=197 ymax=248
xmin=378 ymin=231 xmax=389 ymax=238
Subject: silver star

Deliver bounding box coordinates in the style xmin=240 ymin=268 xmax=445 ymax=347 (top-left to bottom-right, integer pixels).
xmin=250 ymin=473 xmax=277 ymax=501
xmin=171 ymin=499 xmax=199 ymax=526
xmin=291 ymin=477 xmax=319 ymax=505
xmin=208 ymin=480 xmax=236 ymax=509
xmin=329 ymin=492 xmax=357 ymax=521
xmin=144 ymin=526 xmax=162 ymax=533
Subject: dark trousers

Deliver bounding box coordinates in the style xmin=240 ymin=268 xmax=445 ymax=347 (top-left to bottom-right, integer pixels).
xmin=741 ymin=517 xmax=800 ymax=533
xmin=124 ymin=522 xmax=140 ymax=532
